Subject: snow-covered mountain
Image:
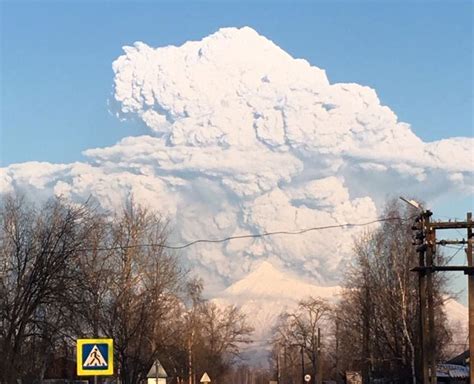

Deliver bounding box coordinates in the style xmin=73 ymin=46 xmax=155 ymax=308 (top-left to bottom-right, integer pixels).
xmin=444 ymin=298 xmax=469 ymax=355
xmin=220 ymin=260 xmax=340 ymax=301
xmin=213 ymin=261 xmax=339 ymax=363
xmin=213 ymin=261 xmax=468 ymax=364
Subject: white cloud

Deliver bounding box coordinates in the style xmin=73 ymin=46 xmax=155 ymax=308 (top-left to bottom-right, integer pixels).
xmin=1 ymin=27 xmax=472 ymax=292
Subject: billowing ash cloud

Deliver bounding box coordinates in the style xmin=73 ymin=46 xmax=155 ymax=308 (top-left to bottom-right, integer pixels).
xmin=1 ymin=27 xmax=472 ymax=292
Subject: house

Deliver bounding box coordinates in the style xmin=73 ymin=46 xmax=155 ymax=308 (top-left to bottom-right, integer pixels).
xmin=436 ymin=350 xmax=470 ymax=383
xmin=436 ymin=364 xmax=469 ymax=383
xmin=446 ymin=350 xmax=469 ymax=367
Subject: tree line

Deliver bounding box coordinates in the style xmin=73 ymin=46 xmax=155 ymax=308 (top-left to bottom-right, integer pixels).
xmin=0 ymin=194 xmax=253 ymax=384
xmin=271 ymin=199 xmax=455 ymax=384
xmin=1 ymin=194 xmax=460 ymax=384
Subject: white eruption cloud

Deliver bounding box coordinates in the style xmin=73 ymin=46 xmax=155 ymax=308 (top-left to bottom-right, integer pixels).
xmin=1 ymin=27 xmax=472 ymax=292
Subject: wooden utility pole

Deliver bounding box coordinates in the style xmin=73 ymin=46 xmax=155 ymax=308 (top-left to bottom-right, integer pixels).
xmin=467 ymin=212 xmax=473 ymax=384
xmin=335 ymin=320 xmax=341 ymax=384
xmin=188 ymin=329 xmax=194 ymax=384
xmin=317 ymin=328 xmax=322 ymax=384
xmin=361 ymin=283 xmax=371 ymax=384
xmin=411 ymin=211 xmax=474 ymax=384
xmin=426 ymin=215 xmax=437 ymax=383
xmin=301 ymin=344 xmax=305 ymax=384
xmin=430 ymin=213 xmax=473 ymax=384
xmin=415 ymin=211 xmax=430 ymax=384
xmin=277 ymin=345 xmax=281 ymax=384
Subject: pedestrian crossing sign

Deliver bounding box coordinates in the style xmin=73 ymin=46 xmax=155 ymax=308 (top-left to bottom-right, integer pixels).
xmin=77 ymin=338 xmax=114 ymax=376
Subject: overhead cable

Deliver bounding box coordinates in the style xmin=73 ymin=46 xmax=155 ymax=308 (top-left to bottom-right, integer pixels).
xmin=79 ymin=215 xmax=415 ymax=252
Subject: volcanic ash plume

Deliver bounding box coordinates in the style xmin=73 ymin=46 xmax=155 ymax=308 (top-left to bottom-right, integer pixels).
xmin=1 ymin=27 xmax=472 ymax=293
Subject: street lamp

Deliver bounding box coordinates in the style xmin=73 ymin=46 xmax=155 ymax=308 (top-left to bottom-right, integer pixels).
xmin=399 ymin=196 xmax=423 ymax=211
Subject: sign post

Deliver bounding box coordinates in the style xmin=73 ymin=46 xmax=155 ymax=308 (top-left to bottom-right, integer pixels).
xmin=77 ymin=338 xmax=114 ymax=377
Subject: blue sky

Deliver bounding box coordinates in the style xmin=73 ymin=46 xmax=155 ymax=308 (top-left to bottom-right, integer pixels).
xmin=1 ymin=1 xmax=472 ymax=166
xmin=1 ymin=1 xmax=473 ymax=301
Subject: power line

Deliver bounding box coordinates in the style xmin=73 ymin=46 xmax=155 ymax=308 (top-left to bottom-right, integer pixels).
xmin=450 ymin=245 xmax=467 ymax=259
xmin=79 ymin=215 xmax=414 ymax=252
xmin=436 ymin=215 xmax=465 ymax=238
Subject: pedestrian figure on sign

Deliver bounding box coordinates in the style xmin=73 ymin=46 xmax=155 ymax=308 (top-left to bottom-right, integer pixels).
xmin=90 ymin=350 xmax=101 ymax=365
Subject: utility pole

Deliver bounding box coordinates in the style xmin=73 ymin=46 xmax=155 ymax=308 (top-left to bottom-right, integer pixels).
xmin=317 ymin=328 xmax=322 ymax=384
xmin=335 ymin=320 xmax=340 ymax=384
xmin=412 ymin=210 xmax=432 ymax=384
xmin=277 ymin=344 xmax=281 ymax=384
xmin=188 ymin=329 xmax=194 ymax=384
xmin=361 ymin=283 xmax=371 ymax=384
xmin=301 ymin=344 xmax=305 ymax=384
xmin=467 ymin=212 xmax=473 ymax=384
xmin=410 ymin=210 xmax=474 ymax=384
xmin=429 ymin=213 xmax=473 ymax=384
xmin=426 ymin=213 xmax=437 ymax=383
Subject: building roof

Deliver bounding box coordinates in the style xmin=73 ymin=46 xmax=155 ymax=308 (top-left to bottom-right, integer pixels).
xmin=446 ymin=350 xmax=469 ymax=366
xmin=437 ymin=364 xmax=469 ymax=379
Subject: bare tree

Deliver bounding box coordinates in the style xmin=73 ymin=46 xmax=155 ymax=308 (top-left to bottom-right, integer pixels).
xmin=73 ymin=200 xmax=186 ymax=384
xmin=0 ymin=194 xmax=100 ymax=383
xmin=1 ymin=195 xmax=253 ymax=384
xmin=334 ymin=199 xmax=452 ymax=384
xmin=273 ymin=297 xmax=331 ymax=384
xmin=191 ymin=301 xmax=254 ymax=381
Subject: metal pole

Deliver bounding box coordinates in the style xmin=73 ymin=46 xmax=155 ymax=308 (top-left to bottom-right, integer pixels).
xmin=467 ymin=212 xmax=473 ymax=384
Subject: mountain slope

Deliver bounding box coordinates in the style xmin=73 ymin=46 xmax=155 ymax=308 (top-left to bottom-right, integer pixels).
xmin=213 ymin=260 xmax=341 ymax=361
xmin=213 ymin=261 xmax=468 ymax=364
